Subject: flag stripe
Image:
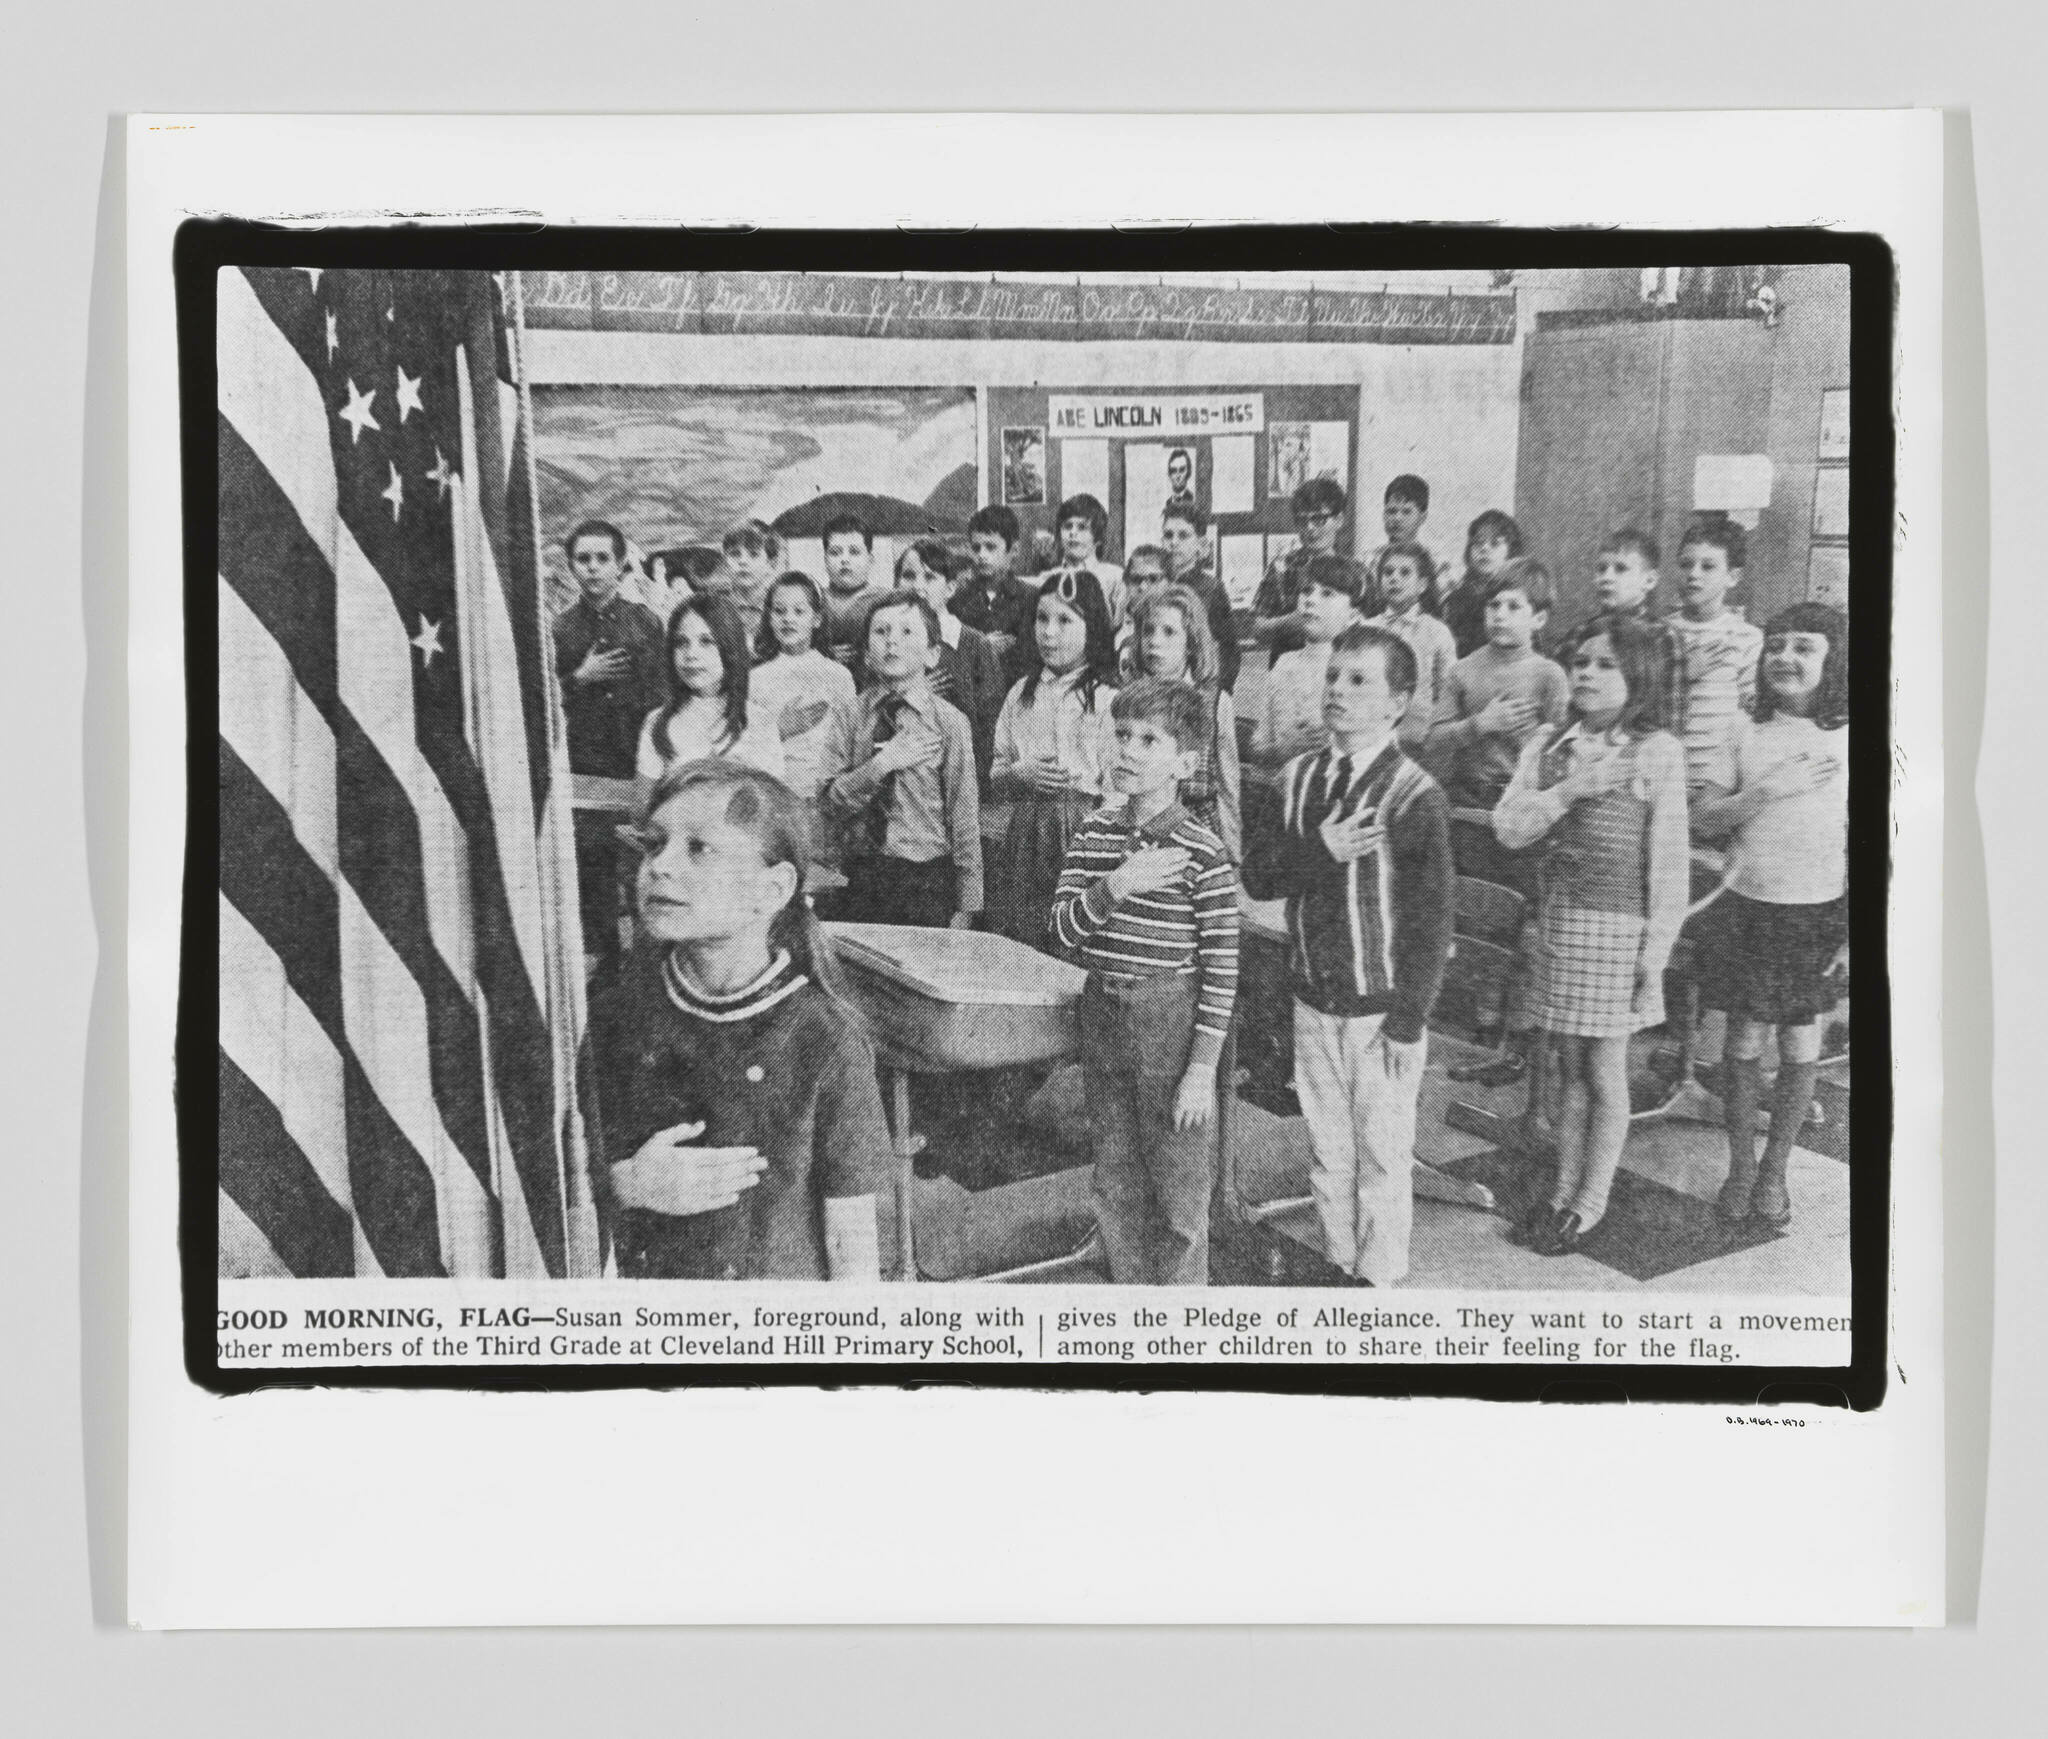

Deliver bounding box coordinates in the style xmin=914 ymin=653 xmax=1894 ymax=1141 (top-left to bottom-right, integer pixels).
xmin=218 ymin=1048 xmax=356 ymax=1279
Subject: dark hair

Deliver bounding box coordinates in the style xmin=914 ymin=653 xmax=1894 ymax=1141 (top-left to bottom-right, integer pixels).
xmin=753 ymin=570 xmax=827 ymax=663
xmin=1754 ymin=602 xmax=1848 ymax=731
xmin=637 ymin=759 xmax=852 ymax=1008
xmin=1291 ymin=476 xmax=1348 ymax=519
xmin=1124 ymin=542 xmax=1168 ymax=577
xmin=1302 ymin=551 xmax=1373 ymax=612
xmin=865 ymin=589 xmax=940 ymax=652
xmin=1482 ymin=556 xmax=1555 ymax=615
xmin=1466 ymin=509 xmax=1525 ymax=560
xmin=820 ymin=512 xmax=872 ymax=551
xmin=1112 ymin=674 xmax=1210 ymax=755
xmin=566 ymin=519 xmax=627 ymax=561
xmin=721 ymin=518 xmax=784 ymax=562
xmin=657 ymin=593 xmax=752 ymax=754
xmin=1384 ymin=474 xmax=1430 ymax=511
xmin=1679 ymin=511 xmax=1748 ymax=573
xmin=1131 ymin=583 xmax=1222 ymax=687
xmin=1377 ymin=539 xmax=1438 ymax=585
xmin=1055 ymin=493 xmax=1109 ymax=551
xmin=1167 ymin=446 xmax=1194 ymax=474
xmin=896 ymin=537 xmax=956 ymax=589
xmin=1562 ymin=612 xmax=1666 ymax=739
xmin=1020 ymin=567 xmax=1119 ymax=711
xmin=1329 ymin=622 xmax=1418 ymax=701
xmin=967 ymin=504 xmax=1021 ymax=548
xmin=1600 ymin=525 xmax=1661 ymax=569
xmin=1161 ymin=499 xmax=1209 ymax=538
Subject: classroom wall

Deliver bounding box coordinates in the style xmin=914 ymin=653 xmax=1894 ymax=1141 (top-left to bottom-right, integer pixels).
xmin=523 ymin=327 xmax=1526 ymax=593
xmin=1751 ymin=264 xmax=1854 ymax=625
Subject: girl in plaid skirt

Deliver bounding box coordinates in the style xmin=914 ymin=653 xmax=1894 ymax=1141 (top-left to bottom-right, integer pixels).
xmin=1493 ymin=615 xmax=1689 ymax=1254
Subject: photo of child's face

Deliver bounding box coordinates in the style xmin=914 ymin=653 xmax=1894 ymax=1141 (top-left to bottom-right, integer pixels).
xmin=1035 ymin=593 xmax=1088 ymax=673
xmin=1109 ymin=714 xmax=1193 ymax=801
xmin=1379 ymin=552 xmax=1426 ymax=613
xmin=1593 ymin=548 xmax=1656 ymax=612
xmin=895 ymin=549 xmax=951 ymax=612
xmin=866 ymin=601 xmax=936 ymax=685
xmin=1764 ymin=629 xmax=1831 ymax=707
xmin=824 ymin=531 xmax=871 ymax=593
xmin=1140 ymin=607 xmax=1192 ymax=679
xmin=1322 ymin=644 xmax=1406 ymax=743
xmin=635 ymin=787 xmax=786 ymax=948
xmin=1382 ymin=494 xmax=1423 ymax=541
xmin=1678 ymin=540 xmax=1736 ymax=619
xmin=1058 ymin=516 xmax=1098 ymax=565
xmin=968 ymin=530 xmax=1011 ymax=577
xmin=767 ymin=584 xmax=819 ymax=656
xmin=1297 ymin=503 xmax=1341 ymax=554
xmin=670 ymin=611 xmax=725 ymax=698
xmin=1568 ymin=632 xmax=1630 ymax=721
xmin=724 ymin=542 xmax=776 ymax=596
xmin=1160 ymin=517 xmax=1202 ymax=575
xmin=1484 ymin=588 xmax=1543 ymax=651
xmin=1298 ymin=581 xmax=1357 ymax=642
xmin=569 ymin=533 xmax=623 ymax=604
xmin=1468 ymin=530 xmax=1513 ymax=578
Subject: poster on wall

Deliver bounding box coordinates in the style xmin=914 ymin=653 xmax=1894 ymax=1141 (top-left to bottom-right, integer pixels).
xmin=1268 ymin=420 xmax=1312 ymax=497
xmin=1164 ymin=444 xmax=1199 ymax=510
xmin=1211 ymin=435 xmax=1256 ymax=514
xmin=1123 ymin=441 xmax=1173 ymax=555
xmin=1812 ymin=465 xmax=1851 ymax=538
xmin=1002 ymin=426 xmax=1048 ymax=505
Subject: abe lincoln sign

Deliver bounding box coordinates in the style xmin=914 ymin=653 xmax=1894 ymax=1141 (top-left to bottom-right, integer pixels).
xmin=1048 ymin=392 xmax=1266 ymax=437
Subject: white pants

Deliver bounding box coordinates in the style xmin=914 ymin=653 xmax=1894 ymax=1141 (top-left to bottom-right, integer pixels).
xmin=1292 ymin=1002 xmax=1424 ymax=1285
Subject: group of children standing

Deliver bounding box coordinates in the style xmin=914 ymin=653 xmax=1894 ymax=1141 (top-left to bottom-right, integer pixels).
xmin=555 ymin=458 xmax=1849 ymax=1288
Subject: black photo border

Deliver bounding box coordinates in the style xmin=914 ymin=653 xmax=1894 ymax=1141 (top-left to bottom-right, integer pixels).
xmin=175 ymin=220 xmax=1895 ymax=1408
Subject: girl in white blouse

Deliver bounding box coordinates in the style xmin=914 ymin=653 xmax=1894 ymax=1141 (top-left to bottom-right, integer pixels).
xmin=636 ymin=594 xmax=785 ymax=793
xmin=987 ymin=569 xmax=1121 ymax=952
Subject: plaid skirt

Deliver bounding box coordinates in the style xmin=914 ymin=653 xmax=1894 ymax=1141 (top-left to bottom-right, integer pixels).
xmin=1532 ymin=902 xmax=1661 ymax=1038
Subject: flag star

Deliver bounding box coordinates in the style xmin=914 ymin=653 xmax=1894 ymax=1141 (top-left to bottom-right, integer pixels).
xmin=381 ymin=462 xmax=404 ymax=522
xmin=338 ymin=378 xmax=380 ymax=443
xmin=297 ymin=267 xmax=322 ymax=293
xmin=409 ymin=616 xmax=444 ymax=668
xmin=395 ymin=365 xmax=424 ymax=422
xmin=324 ymin=309 xmax=339 ymax=360
xmin=425 ymin=446 xmax=454 ymax=500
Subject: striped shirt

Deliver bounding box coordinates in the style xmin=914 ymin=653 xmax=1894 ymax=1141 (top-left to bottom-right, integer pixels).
xmin=1669 ymin=611 xmax=1763 ymax=794
xmin=1049 ymin=801 xmax=1241 ymax=1065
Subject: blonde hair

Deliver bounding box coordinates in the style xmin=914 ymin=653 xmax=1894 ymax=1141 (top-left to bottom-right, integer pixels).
xmin=1130 ymin=582 xmax=1221 ymax=687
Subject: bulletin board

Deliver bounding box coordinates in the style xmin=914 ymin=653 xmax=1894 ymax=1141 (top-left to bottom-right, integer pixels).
xmin=986 ymin=383 xmax=1363 ymax=604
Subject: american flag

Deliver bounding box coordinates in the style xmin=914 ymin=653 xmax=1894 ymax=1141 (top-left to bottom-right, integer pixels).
xmin=216 ymin=265 xmax=599 ymax=1279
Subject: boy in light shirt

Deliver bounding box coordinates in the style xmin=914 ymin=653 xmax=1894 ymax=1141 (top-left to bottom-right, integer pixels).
xmin=1249 ymin=553 xmax=1370 ymax=768
xmin=1369 ymin=541 xmax=1457 ymax=751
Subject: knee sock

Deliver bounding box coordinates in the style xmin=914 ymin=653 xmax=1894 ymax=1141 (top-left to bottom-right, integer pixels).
xmin=1720 ymin=1055 xmax=1764 ymax=1210
xmin=1754 ymin=1060 xmax=1819 ymax=1213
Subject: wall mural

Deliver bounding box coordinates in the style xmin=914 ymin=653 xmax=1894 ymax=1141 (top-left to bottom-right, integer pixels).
xmin=532 ymin=384 xmax=979 ymax=584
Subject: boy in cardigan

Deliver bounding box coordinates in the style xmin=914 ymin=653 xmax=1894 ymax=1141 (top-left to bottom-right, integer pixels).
xmin=1051 ymin=678 xmax=1240 ymax=1286
xmin=1243 ymin=624 xmax=1454 ymax=1286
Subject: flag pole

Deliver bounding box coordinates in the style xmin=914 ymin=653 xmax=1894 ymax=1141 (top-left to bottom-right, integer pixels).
xmin=509 ymin=270 xmax=602 ymax=1279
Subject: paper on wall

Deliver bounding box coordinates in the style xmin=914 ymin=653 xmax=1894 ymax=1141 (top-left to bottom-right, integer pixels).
xmin=785 ymin=536 xmax=826 ymax=582
xmin=1220 ymin=534 xmax=1266 ymax=608
xmin=1211 ymin=436 xmax=1255 ymax=514
xmin=1061 ymin=437 xmax=1110 ymax=508
xmin=1123 ymin=443 xmax=1171 ymax=557
xmin=1309 ymin=421 xmax=1350 ymax=488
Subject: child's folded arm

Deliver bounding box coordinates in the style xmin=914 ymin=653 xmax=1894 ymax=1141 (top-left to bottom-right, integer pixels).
xmin=1638 ymin=732 xmax=1692 ymax=971
xmin=1491 ymin=734 xmax=1566 ymax=849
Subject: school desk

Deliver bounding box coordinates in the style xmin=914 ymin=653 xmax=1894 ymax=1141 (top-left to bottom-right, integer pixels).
xmin=825 ymin=922 xmax=1090 ymax=1281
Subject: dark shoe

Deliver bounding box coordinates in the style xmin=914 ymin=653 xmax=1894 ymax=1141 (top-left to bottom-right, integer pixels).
xmin=1541 ymin=1210 xmax=1587 ymax=1256
xmin=1511 ymin=1198 xmax=1560 ymax=1248
xmin=1715 ymin=1172 xmax=1757 ymax=1225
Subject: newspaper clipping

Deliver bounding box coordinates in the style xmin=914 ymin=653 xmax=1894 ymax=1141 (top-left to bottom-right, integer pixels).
xmin=209 ymin=255 xmax=1867 ymax=1382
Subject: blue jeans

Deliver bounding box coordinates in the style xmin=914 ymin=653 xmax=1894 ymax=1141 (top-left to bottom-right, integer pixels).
xmin=1081 ymin=972 xmax=1215 ymax=1286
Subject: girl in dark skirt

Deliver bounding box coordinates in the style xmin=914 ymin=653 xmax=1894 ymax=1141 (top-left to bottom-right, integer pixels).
xmin=1692 ymin=603 xmax=1850 ymax=1230
xmin=987 ymin=568 xmax=1120 ymax=951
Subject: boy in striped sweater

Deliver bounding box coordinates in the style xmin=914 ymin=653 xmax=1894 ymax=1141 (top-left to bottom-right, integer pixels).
xmin=1243 ymin=624 xmax=1455 ymax=1285
xmin=1051 ymin=678 xmax=1241 ymax=1286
